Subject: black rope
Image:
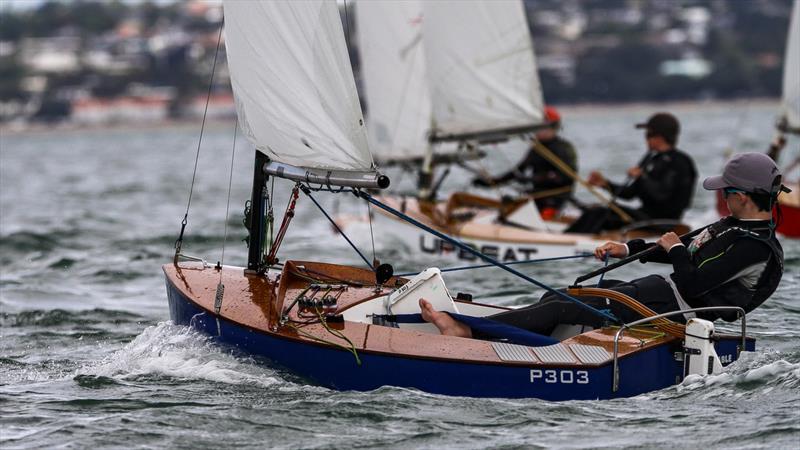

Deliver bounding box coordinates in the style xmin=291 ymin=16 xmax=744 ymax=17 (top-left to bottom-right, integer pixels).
xmin=395 ymin=253 xmax=593 ymax=277
xmin=357 ymin=190 xmax=619 ymax=323
xmin=300 ymin=185 xmax=374 ymax=270
xmin=367 ymin=201 xmax=377 ymax=266
xmin=174 ymin=22 xmax=224 ymax=257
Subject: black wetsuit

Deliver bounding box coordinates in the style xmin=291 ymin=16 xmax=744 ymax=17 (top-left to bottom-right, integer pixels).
xmin=481 ymin=217 xmax=783 ymax=337
xmin=489 ymin=136 xmax=577 ymax=211
xmin=566 ymin=148 xmax=697 ymax=233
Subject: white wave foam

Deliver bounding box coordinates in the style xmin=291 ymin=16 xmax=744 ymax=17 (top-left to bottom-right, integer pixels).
xmin=677 ymin=351 xmax=800 ymax=394
xmin=77 ymin=321 xmax=281 ymax=388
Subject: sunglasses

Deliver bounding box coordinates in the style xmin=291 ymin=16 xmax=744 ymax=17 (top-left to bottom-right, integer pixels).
xmin=723 ymin=187 xmax=747 ymax=198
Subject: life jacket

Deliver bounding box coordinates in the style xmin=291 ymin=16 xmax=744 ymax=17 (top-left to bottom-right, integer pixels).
xmin=687 ymin=216 xmax=784 ymax=320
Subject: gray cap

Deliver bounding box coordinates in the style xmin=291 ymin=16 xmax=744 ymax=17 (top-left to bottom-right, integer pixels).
xmin=703 ymin=152 xmax=781 ymax=194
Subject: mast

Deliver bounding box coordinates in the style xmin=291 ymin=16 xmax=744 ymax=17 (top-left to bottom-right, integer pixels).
xmin=221 ymin=1 xmax=389 ymax=271
xmin=246 ymin=151 xmax=269 ymax=272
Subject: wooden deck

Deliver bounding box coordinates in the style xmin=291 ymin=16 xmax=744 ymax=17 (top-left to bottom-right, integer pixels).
xmin=163 ymin=261 xmax=676 ymax=367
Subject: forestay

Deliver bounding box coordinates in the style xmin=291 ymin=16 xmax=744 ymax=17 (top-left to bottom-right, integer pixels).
xmin=356 ymin=0 xmax=431 ymax=163
xmin=223 ymin=1 xmax=374 ymax=171
xmin=423 ymin=0 xmax=544 ymax=138
xmin=782 ymin=0 xmax=800 ymax=132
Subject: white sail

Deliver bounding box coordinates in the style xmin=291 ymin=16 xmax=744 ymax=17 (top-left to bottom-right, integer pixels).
xmin=422 ymin=0 xmax=544 ymax=138
xmin=356 ymin=1 xmax=431 ymax=162
xmin=222 ymin=1 xmax=374 ymax=171
xmin=782 ymin=0 xmax=800 ymax=132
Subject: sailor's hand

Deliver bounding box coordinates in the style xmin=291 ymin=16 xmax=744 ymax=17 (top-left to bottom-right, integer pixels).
xmin=594 ymin=241 xmax=627 ymax=260
xmin=588 ymin=171 xmax=607 ymax=187
xmin=627 ymin=166 xmax=643 ymax=179
xmin=657 ymin=232 xmax=681 ymax=251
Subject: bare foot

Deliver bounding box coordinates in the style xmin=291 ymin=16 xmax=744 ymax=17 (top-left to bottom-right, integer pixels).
xmin=419 ymin=298 xmax=472 ymax=338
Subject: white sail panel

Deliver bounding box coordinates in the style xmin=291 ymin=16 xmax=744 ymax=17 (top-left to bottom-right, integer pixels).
xmin=423 ymin=0 xmax=544 ymax=137
xmin=782 ymin=0 xmax=800 ymax=131
xmin=356 ymin=1 xmax=431 ymax=162
xmin=223 ymin=1 xmax=373 ymax=170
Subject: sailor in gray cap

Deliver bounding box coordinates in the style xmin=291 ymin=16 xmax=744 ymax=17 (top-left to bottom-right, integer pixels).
xmin=420 ymin=153 xmax=786 ymax=340
xmin=703 ymin=151 xmax=787 ymax=197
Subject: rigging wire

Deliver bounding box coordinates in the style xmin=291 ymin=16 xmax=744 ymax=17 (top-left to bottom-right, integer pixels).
xmin=214 ymin=117 xmax=237 ymax=317
xmin=597 ymin=252 xmax=610 ymax=287
xmin=174 ymin=22 xmax=225 ymax=260
xmin=218 ymin=119 xmax=239 ymax=277
xmin=300 ymin=185 xmax=374 ymax=270
xmin=357 ymin=189 xmax=619 ymax=324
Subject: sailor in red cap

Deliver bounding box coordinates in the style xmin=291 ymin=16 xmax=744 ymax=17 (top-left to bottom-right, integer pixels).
xmin=472 ymin=105 xmax=577 ymax=219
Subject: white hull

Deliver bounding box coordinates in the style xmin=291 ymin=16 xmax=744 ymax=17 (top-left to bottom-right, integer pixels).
xmin=336 ymin=205 xmax=604 ymax=264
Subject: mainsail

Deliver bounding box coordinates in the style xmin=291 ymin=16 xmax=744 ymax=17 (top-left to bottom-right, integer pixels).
xmin=356 ymin=0 xmax=431 ymax=163
xmin=423 ymin=0 xmax=545 ymax=141
xmin=781 ymin=0 xmax=800 ymax=133
xmin=223 ymin=1 xmax=374 ymax=171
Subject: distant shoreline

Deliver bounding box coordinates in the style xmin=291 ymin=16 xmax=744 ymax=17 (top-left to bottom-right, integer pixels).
xmin=0 ymin=97 xmax=781 ymax=137
xmin=0 ymin=117 xmax=236 ymax=137
xmin=554 ymin=97 xmax=779 ymax=114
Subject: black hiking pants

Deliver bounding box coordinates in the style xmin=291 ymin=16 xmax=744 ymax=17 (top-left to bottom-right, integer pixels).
xmin=481 ymin=274 xmax=682 ymax=337
xmin=564 ymin=205 xmax=648 ymax=233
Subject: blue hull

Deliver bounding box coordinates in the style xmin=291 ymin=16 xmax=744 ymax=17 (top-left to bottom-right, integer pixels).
xmin=166 ymin=277 xmax=752 ymax=400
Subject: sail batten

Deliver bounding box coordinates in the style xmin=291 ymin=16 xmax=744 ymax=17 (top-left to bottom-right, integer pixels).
xmin=223 ymin=1 xmax=375 ymax=171
xmin=781 ymin=0 xmax=800 ymax=133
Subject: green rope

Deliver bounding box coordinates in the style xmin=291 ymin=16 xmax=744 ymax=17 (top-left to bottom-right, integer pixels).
xmin=284 ymin=307 xmax=362 ymax=365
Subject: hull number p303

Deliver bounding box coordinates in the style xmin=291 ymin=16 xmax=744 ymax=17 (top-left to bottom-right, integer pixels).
xmin=530 ymin=369 xmax=589 ymax=384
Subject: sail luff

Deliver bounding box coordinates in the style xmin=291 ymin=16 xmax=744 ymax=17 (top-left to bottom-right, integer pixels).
xmin=223 ymin=1 xmax=375 ymax=171
xmin=422 ymin=0 xmax=545 ymax=139
xmin=781 ymin=0 xmax=800 ymax=132
xmin=355 ymin=0 xmax=432 ymax=163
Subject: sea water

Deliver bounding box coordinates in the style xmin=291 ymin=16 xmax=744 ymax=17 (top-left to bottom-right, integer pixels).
xmin=2 ymin=102 xmax=798 ymax=449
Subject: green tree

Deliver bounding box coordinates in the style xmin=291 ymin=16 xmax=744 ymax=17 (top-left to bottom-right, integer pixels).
xmin=70 ymin=1 xmax=127 ymax=34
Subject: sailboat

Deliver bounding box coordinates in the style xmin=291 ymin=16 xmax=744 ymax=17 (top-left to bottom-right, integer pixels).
xmin=164 ymin=0 xmax=753 ymax=400
xmin=715 ymin=0 xmax=800 ymax=238
xmin=342 ymin=0 xmax=686 ymax=264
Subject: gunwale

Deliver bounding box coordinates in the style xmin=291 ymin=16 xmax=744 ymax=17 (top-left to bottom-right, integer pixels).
xmin=163 ymin=261 xmax=678 ymax=368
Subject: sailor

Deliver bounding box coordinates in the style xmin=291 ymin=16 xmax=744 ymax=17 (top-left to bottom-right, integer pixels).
xmin=472 ymin=106 xmax=577 ymax=219
xmin=565 ymin=112 xmax=697 ymax=233
xmin=420 ymin=152 xmax=785 ymax=338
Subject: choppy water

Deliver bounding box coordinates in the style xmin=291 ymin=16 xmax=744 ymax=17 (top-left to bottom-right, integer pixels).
xmin=2 ymin=102 xmax=799 ymax=449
